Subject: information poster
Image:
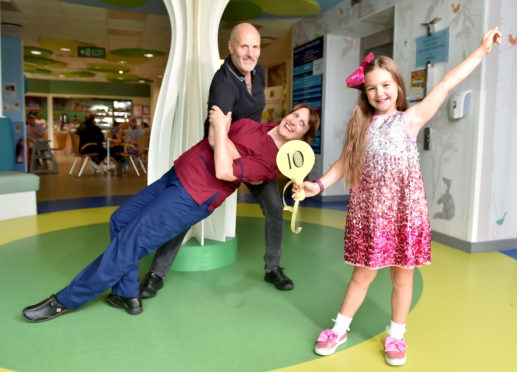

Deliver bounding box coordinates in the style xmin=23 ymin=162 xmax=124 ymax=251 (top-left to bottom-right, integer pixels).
xmin=415 ymin=28 xmax=449 ymax=67
xmin=292 ymin=37 xmax=324 ymax=154
xmin=3 ymin=82 xmax=16 ymax=99
xmin=409 ymin=69 xmax=427 ymax=102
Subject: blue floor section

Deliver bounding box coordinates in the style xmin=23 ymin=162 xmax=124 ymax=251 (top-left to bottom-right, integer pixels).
xmin=501 ymin=249 xmax=517 ymax=260
xmin=40 ymin=194 xmax=349 ymax=214
xmin=37 ymin=195 xmax=135 ymax=214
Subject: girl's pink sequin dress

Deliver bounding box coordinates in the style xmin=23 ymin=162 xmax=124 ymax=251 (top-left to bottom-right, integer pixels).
xmin=344 ymin=111 xmax=431 ymax=268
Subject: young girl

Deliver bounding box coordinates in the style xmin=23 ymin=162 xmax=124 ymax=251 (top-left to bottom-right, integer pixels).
xmin=296 ymin=27 xmax=501 ymax=366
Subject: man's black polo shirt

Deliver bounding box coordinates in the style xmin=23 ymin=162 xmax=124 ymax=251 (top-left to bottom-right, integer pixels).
xmin=203 ymin=57 xmax=265 ymax=137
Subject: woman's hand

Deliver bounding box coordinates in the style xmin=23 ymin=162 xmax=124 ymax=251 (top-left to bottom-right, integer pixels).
xmin=292 ymin=181 xmax=320 ymax=198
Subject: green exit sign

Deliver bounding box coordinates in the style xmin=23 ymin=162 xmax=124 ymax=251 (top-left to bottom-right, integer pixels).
xmin=78 ymin=47 xmax=106 ymax=58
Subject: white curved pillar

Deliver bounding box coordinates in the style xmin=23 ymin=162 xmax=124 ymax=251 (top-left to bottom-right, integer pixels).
xmin=148 ymin=0 xmax=233 ymax=244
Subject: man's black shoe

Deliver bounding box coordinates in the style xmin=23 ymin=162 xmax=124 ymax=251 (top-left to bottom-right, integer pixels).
xmin=264 ymin=267 xmax=294 ymax=291
xmin=106 ymin=294 xmax=143 ymax=315
xmin=22 ymin=295 xmax=71 ymax=323
xmin=139 ymin=272 xmax=164 ymax=299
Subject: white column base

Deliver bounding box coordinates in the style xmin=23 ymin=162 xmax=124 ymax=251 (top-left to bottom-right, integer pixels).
xmin=0 ymin=191 xmax=37 ymax=221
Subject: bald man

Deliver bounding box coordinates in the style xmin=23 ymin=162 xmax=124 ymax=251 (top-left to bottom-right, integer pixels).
xmin=140 ymin=23 xmax=294 ymax=297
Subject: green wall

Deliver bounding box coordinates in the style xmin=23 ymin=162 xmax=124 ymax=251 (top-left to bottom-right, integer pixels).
xmin=27 ymin=79 xmax=150 ymax=97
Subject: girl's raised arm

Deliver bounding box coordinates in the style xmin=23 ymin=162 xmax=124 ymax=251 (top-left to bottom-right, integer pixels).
xmin=406 ymin=27 xmax=502 ymax=137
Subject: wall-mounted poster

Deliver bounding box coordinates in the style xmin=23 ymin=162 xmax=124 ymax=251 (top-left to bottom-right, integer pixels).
xmin=26 ymin=96 xmax=42 ymax=110
xmin=72 ymin=99 xmax=91 ymax=112
xmin=3 ymin=82 xmax=16 ymax=99
xmin=292 ymin=36 xmax=324 ymax=154
xmin=53 ymin=97 xmax=67 ymax=111
xmin=410 ymin=69 xmax=427 ymax=102
xmin=133 ymin=104 xmax=142 ymax=117
xmin=263 ymin=86 xmax=284 ymax=122
xmin=268 ymin=62 xmax=287 ymax=87
xmin=3 ymin=100 xmax=21 ymax=112
xmin=142 ymin=105 xmax=150 ymax=116
xmin=415 ymin=28 xmax=449 ymax=67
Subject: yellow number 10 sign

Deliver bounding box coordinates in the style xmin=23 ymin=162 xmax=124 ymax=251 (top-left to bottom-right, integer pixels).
xmin=276 ymin=140 xmax=315 ymax=233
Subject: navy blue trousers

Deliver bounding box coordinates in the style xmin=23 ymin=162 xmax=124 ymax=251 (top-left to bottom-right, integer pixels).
xmin=56 ymin=168 xmax=214 ymax=309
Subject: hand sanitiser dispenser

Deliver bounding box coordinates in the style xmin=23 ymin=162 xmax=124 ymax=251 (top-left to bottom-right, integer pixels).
xmin=448 ymin=90 xmax=472 ymax=120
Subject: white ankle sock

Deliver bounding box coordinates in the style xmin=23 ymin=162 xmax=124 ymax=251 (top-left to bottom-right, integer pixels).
xmin=331 ymin=313 xmax=352 ymax=335
xmin=387 ymin=321 xmax=406 ymax=340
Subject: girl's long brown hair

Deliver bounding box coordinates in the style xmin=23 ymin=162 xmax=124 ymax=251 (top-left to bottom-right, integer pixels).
xmin=342 ymin=56 xmax=407 ymax=186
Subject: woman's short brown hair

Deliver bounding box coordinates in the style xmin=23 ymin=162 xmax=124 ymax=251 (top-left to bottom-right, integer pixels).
xmin=289 ymin=103 xmax=320 ymax=143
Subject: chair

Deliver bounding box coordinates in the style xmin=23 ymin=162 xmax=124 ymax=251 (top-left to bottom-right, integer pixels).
xmin=114 ymin=134 xmax=149 ymax=176
xmin=50 ymin=132 xmax=71 ymax=163
xmin=29 ymin=139 xmax=58 ymax=174
xmin=68 ymin=133 xmax=100 ymax=177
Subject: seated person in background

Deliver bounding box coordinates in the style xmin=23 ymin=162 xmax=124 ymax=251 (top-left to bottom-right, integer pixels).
xmin=26 ymin=113 xmax=48 ymax=166
xmin=76 ymin=115 xmax=106 ymax=169
xmin=34 ymin=113 xmax=47 ymax=129
xmin=109 ymin=119 xmax=130 ymax=145
xmin=108 ymin=121 xmax=123 ymax=143
xmin=141 ymin=121 xmax=151 ymax=136
xmin=123 ymin=116 xmax=145 ymax=151
xmin=69 ymin=115 xmax=81 ymax=132
xmin=109 ymin=117 xmax=144 ymax=172
xmin=26 ymin=114 xmax=47 ymax=146
xmin=76 ymin=111 xmax=94 ymax=132
xmin=22 ymin=103 xmax=320 ymax=322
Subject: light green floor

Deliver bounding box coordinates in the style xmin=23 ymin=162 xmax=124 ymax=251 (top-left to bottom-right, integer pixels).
xmin=0 ymin=217 xmax=421 ymax=372
xmin=1 ymin=205 xmax=516 ymax=372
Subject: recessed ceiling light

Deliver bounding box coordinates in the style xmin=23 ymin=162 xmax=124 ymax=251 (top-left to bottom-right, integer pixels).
xmin=144 ymin=53 xmax=154 ymax=58
xmin=157 ymin=74 xmax=163 ymax=78
xmin=60 ymin=47 xmax=71 ymax=52
xmin=119 ymin=60 xmax=127 ymax=64
xmin=31 ymin=50 xmax=42 ymax=55
xmin=139 ymin=80 xmax=146 ymax=83
xmin=118 ymin=70 xmax=124 ymax=74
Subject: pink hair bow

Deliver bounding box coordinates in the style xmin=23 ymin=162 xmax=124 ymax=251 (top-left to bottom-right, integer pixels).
xmin=317 ymin=329 xmax=338 ymax=342
xmin=346 ymin=52 xmax=375 ymax=90
xmin=384 ymin=337 xmax=408 ymax=352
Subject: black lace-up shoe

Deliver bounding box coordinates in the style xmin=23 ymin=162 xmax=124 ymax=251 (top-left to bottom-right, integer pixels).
xmin=22 ymin=295 xmax=71 ymax=323
xmin=264 ymin=267 xmax=294 ymax=290
xmin=106 ymin=294 xmax=143 ymax=315
xmin=139 ymin=272 xmax=164 ymax=299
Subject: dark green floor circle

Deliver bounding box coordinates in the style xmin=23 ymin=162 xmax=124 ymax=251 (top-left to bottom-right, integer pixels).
xmin=1 ymin=217 xmax=422 ymax=371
